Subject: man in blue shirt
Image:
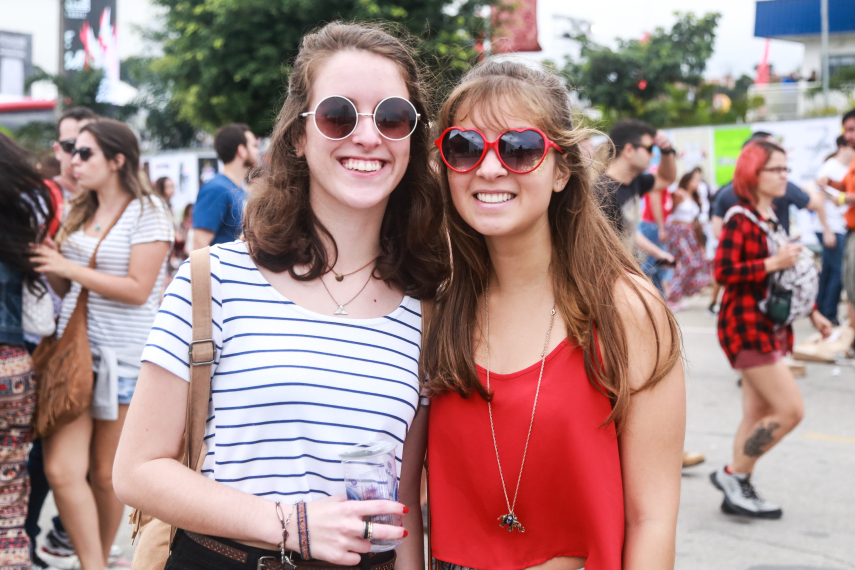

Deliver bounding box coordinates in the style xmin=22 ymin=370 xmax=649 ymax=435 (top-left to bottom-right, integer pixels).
xmin=192 ymin=123 xmax=259 ymax=249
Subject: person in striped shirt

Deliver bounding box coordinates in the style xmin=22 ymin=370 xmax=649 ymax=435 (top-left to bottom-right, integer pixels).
xmin=32 ymin=119 xmax=174 ymax=570
xmin=114 ymin=22 xmax=449 ymax=570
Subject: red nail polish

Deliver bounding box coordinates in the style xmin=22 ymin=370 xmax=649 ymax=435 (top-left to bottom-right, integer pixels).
xmin=404 ymin=530 xmax=409 ymax=537
xmin=403 ymin=506 xmax=410 ymax=514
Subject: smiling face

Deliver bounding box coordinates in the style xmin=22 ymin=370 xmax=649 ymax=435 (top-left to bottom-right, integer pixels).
xmin=446 ymin=104 xmax=568 ymax=240
xmin=298 ymin=50 xmax=411 ymax=216
xmin=755 ymin=151 xmax=788 ymax=200
xmin=71 ymin=131 xmax=123 ymax=191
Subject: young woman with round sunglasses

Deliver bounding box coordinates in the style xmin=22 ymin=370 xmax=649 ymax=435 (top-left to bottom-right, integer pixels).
xmin=30 ymin=119 xmax=173 ymax=570
xmin=114 ymin=23 xmax=448 ymax=570
xmin=423 ymin=60 xmax=685 ymax=570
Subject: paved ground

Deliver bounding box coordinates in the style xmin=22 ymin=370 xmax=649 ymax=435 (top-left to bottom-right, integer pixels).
xmin=676 ymin=295 xmax=855 ymax=570
xmin=33 ymin=293 xmax=855 ymax=569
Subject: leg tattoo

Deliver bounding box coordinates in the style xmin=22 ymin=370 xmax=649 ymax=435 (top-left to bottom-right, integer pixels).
xmin=743 ymin=421 xmax=781 ymax=457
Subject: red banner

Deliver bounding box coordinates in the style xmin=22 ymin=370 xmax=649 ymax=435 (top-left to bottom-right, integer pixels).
xmin=491 ymin=0 xmax=541 ymax=53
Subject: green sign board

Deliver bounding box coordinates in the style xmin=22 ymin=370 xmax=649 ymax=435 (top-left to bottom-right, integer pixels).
xmin=714 ymin=127 xmax=753 ymax=187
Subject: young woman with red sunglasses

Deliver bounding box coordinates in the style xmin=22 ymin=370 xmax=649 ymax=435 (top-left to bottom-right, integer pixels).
xmin=423 ymin=59 xmax=686 ymax=570
xmin=114 ymin=23 xmax=448 ymax=570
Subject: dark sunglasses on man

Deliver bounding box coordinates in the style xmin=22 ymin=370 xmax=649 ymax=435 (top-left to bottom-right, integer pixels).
xmin=632 ymin=142 xmax=656 ymax=153
xmin=58 ymin=139 xmax=76 ymax=154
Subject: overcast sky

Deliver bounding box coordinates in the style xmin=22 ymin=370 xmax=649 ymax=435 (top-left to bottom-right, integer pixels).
xmin=524 ymin=0 xmax=804 ymax=79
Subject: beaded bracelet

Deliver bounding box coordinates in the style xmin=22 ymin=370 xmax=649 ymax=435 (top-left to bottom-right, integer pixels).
xmin=296 ymin=500 xmax=311 ymax=560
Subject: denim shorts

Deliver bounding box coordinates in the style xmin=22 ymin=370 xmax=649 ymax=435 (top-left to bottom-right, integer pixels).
xmin=117 ymin=376 xmax=138 ymax=405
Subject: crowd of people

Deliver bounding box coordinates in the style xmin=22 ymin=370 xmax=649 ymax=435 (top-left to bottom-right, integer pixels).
xmin=0 ymin=19 xmax=853 ymax=570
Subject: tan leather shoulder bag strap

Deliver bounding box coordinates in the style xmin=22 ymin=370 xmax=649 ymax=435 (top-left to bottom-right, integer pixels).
xmin=70 ymin=199 xmax=133 ymax=315
xmin=186 ymin=247 xmax=214 ymax=471
xmin=87 ymin=199 xmax=132 ymax=270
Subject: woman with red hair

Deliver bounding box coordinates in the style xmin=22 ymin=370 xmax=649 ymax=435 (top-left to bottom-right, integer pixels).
xmin=710 ymin=140 xmax=831 ymax=520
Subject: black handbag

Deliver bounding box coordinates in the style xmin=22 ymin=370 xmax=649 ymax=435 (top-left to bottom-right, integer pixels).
xmin=764 ymin=279 xmax=792 ymax=325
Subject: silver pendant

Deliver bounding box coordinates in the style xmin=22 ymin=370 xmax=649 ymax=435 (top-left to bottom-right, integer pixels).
xmin=498 ymin=513 xmax=524 ymax=532
xmin=334 ymin=305 xmax=348 ymax=316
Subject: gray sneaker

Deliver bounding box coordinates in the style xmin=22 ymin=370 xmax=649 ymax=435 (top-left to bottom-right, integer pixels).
xmin=710 ymin=465 xmax=782 ymax=519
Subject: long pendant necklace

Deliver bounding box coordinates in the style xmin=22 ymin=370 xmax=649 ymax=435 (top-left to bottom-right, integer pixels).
xmin=485 ymin=280 xmax=556 ymax=533
xmin=320 ymin=271 xmax=373 ymax=316
xmin=329 ymin=255 xmax=379 ymax=282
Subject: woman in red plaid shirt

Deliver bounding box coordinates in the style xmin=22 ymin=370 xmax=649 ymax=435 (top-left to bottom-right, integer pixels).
xmin=710 ymin=140 xmax=832 ymax=520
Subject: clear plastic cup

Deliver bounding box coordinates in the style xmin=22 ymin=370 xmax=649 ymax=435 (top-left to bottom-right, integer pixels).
xmin=340 ymin=440 xmax=402 ymax=552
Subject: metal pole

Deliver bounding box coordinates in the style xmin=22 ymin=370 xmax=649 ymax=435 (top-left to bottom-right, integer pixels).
xmin=821 ymin=0 xmax=830 ymax=107
xmin=58 ymin=0 xmax=65 ymax=74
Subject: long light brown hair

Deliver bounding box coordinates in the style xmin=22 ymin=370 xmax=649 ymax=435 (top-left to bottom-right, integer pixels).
xmin=243 ymin=22 xmax=450 ymax=299
xmin=57 ymin=119 xmax=152 ymax=245
xmin=422 ymin=59 xmax=681 ymax=425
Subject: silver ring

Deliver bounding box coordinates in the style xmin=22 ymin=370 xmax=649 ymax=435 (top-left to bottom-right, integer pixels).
xmin=362 ymin=520 xmax=370 ymax=539
xmin=366 ymin=521 xmax=373 ymax=540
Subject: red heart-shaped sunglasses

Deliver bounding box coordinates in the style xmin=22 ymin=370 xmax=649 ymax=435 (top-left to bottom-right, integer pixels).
xmin=435 ymin=127 xmax=563 ymax=174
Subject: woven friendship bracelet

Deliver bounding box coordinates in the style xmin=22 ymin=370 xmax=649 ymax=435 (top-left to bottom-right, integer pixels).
xmin=296 ymin=501 xmax=311 ymax=560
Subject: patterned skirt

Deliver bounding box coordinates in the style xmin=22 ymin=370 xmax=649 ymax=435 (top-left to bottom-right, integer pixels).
xmin=0 ymin=346 xmax=36 ymax=570
xmin=664 ymin=221 xmax=712 ymax=303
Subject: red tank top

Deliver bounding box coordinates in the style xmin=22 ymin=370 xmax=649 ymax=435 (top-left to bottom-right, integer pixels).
xmin=428 ymin=339 xmax=624 ymax=570
xmin=641 ymin=189 xmax=673 ymax=223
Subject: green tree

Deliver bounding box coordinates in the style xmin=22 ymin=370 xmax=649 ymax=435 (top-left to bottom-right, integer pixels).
xmin=123 ymin=56 xmax=200 ymax=149
xmin=151 ymin=0 xmax=486 ymax=135
xmin=17 ymin=67 xmax=136 ymax=154
xmin=26 ymin=67 xmax=138 ymax=119
xmin=562 ymin=12 xmax=728 ymax=127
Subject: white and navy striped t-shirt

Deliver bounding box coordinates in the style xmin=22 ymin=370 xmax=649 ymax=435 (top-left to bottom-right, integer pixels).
xmin=57 ymin=197 xmax=174 ymax=355
xmin=141 ymin=241 xmax=423 ymax=502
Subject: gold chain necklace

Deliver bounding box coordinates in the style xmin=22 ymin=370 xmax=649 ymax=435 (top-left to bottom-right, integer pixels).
xmin=485 ymin=280 xmax=555 ymax=533
xmin=319 ymin=271 xmax=373 ymax=316
xmin=329 ymin=255 xmax=379 ymax=282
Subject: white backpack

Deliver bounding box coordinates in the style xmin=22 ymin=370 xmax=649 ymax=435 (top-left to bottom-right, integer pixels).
xmin=723 ymin=206 xmax=818 ymax=326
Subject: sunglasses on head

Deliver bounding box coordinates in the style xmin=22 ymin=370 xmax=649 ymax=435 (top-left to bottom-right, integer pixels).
xmin=58 ymin=139 xmax=76 ymax=154
xmin=301 ymin=95 xmax=420 ymax=141
xmin=71 ymin=147 xmax=94 ymax=161
xmin=435 ymin=127 xmax=563 ymax=174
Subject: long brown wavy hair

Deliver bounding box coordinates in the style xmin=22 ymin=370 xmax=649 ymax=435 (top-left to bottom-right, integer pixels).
xmin=57 ymin=119 xmax=153 ymax=245
xmin=422 ymin=59 xmax=681 ymax=426
xmin=243 ymin=22 xmax=450 ymax=299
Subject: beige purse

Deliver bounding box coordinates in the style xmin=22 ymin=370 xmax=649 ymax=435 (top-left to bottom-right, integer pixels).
xmin=129 ymin=247 xmax=215 ymax=570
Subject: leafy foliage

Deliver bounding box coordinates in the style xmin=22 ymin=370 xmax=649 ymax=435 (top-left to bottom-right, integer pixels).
xmin=123 ymin=56 xmax=200 ymax=149
xmin=150 ymin=0 xmax=486 ymax=135
xmin=26 ymin=67 xmax=138 ymax=120
xmin=12 ymin=122 xmax=57 ymax=154
xmin=560 ymin=12 xmax=756 ymax=129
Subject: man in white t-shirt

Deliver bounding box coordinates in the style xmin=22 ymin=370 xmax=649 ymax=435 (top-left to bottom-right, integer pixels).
xmin=812 ymin=136 xmax=855 ymax=324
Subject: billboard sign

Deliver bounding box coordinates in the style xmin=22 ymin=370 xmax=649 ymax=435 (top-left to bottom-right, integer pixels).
xmin=0 ymin=31 xmax=33 ymax=97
